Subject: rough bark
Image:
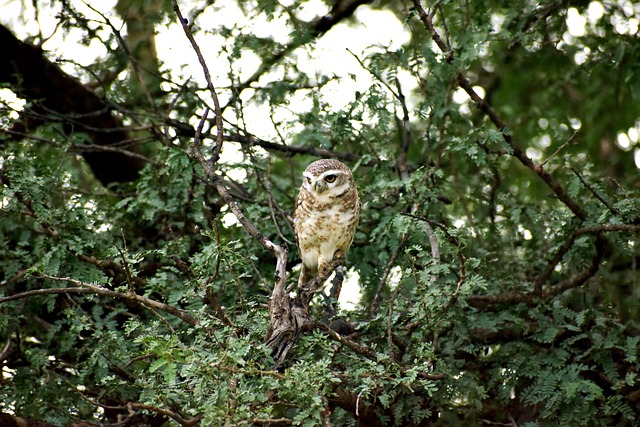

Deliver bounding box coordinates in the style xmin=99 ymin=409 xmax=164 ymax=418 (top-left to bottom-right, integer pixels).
xmin=0 ymin=24 xmax=145 ymax=186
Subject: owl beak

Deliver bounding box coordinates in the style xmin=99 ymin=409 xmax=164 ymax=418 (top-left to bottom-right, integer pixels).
xmin=313 ymin=181 xmax=326 ymax=193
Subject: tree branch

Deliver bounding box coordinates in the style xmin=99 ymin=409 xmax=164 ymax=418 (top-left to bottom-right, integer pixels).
xmin=130 ymin=403 xmax=202 ymax=427
xmin=571 ymin=166 xmax=620 ymax=217
xmin=23 ymin=274 xmax=199 ymax=326
xmin=266 ymin=258 xmax=344 ymax=370
xmin=0 ymin=287 xmax=95 ymax=303
xmin=411 ymin=1 xmax=587 ymax=220
xmin=220 ymin=0 xmax=372 ymax=112
xmin=171 ymin=6 xmax=304 ymax=369
xmin=226 ymin=132 xmax=361 ymax=162
xmin=172 ymin=1 xmax=224 ymax=162
xmin=468 ymin=224 xmax=639 ymax=308
xmin=369 ymin=237 xmax=406 ymax=317
xmin=534 ymin=224 xmax=640 ymax=295
xmin=0 ymin=24 xmax=145 ymax=185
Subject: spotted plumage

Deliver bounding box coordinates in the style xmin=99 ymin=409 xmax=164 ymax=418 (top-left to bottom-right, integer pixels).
xmin=293 ymin=159 xmax=361 ymax=290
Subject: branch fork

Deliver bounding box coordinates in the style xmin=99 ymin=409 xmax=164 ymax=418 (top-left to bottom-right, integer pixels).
xmin=266 ymin=257 xmax=344 ymax=369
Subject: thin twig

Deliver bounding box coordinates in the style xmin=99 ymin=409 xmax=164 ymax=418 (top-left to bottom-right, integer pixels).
xmin=347 ymin=48 xmax=399 ymax=100
xmin=172 ymin=1 xmax=224 ymax=161
xmin=441 ymin=249 xmax=466 ymax=312
xmin=316 ymin=321 xmax=445 ymax=380
xmin=82 ymin=1 xmax=159 ymax=116
xmin=571 ymin=166 xmax=620 ymax=216
xmin=0 ymin=287 xmax=95 ymax=304
xmin=369 ymin=237 xmax=406 ymax=317
xmin=0 ymin=169 xmax=60 ymax=238
xmin=541 ymin=130 xmax=578 ymax=166
xmin=226 ymin=132 xmax=361 ymax=162
xmin=470 ymin=224 xmax=639 ymax=307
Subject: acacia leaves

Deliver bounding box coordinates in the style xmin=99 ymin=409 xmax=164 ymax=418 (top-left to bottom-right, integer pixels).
xmin=2 ymin=0 xmax=640 ymax=426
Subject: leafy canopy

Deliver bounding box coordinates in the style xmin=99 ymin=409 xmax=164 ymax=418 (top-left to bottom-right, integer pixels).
xmin=1 ymin=0 xmax=639 ymax=426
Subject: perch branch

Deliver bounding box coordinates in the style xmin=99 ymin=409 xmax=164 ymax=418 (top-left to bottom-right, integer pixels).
xmin=173 ymin=3 xmax=310 ymax=369
xmin=266 ymin=257 xmax=344 ymax=370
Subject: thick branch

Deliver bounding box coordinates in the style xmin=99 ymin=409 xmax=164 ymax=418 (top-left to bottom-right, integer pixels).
xmin=170 ymin=10 xmax=296 ymax=369
xmin=266 ymin=258 xmax=343 ymax=370
xmin=0 ymin=24 xmax=145 ymax=186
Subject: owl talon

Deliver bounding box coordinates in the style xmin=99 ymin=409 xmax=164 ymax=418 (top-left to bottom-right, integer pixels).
xmin=318 ymin=262 xmax=331 ymax=278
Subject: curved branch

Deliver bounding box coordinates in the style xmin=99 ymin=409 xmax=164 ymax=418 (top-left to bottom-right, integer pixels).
xmin=21 ymin=274 xmax=199 ymax=326
xmin=411 ymin=1 xmax=587 ymax=220
xmin=221 ymin=0 xmax=372 ymax=112
xmin=163 ymin=120 xmax=362 ymax=162
xmin=467 ymin=226 xmax=609 ymax=309
xmin=0 ymin=287 xmax=94 ymax=303
xmin=266 ymin=257 xmax=342 ymax=370
xmin=171 ymin=11 xmax=294 ymax=369
xmin=130 ymin=403 xmax=202 ymax=427
xmin=172 ymin=1 xmax=224 ymax=162
xmin=534 ymin=224 xmax=640 ymax=295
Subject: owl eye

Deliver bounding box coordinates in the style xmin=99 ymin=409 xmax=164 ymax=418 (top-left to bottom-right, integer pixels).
xmin=324 ymin=174 xmax=337 ymax=183
xmin=306 ymin=177 xmax=312 ymax=184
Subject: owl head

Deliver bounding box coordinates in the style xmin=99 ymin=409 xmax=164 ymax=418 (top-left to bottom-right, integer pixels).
xmin=302 ymin=159 xmax=354 ymax=199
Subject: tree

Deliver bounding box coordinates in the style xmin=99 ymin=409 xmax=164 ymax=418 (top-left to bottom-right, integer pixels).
xmin=1 ymin=0 xmax=639 ymax=425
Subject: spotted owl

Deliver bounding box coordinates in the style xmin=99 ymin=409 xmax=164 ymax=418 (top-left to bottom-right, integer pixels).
xmin=294 ymin=159 xmax=361 ymax=290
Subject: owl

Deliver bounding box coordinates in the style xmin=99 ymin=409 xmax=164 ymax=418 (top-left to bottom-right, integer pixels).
xmin=294 ymin=159 xmax=361 ymax=291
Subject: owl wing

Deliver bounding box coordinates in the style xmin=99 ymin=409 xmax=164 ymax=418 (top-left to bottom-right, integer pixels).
xmin=293 ymin=186 xmax=304 ymax=250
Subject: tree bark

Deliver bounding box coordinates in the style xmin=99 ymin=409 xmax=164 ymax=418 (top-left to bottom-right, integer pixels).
xmin=0 ymin=25 xmax=145 ymax=186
